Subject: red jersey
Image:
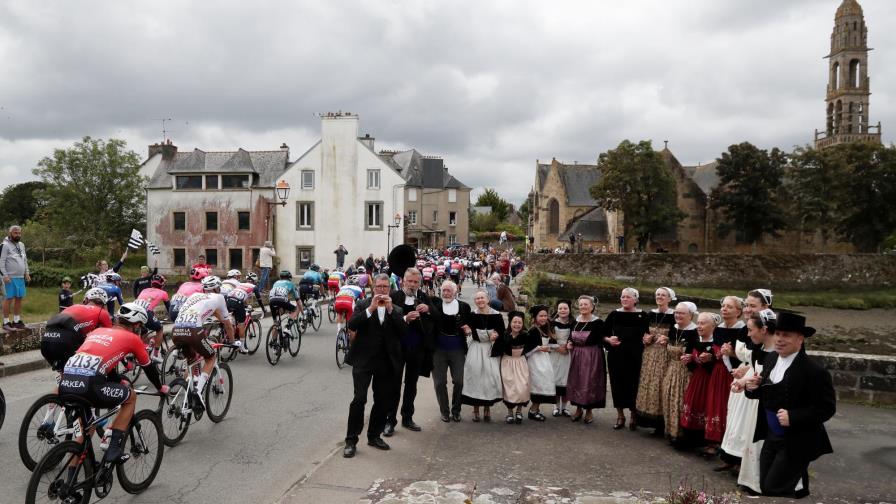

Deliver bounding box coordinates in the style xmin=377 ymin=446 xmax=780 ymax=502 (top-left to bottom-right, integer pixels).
xmin=50 ymin=304 xmax=113 ymax=336
xmin=68 ymin=327 xmax=150 ymax=376
xmin=136 ymin=287 xmax=170 ymax=311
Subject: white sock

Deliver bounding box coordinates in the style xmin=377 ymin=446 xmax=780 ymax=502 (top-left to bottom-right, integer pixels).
xmin=196 ymin=372 xmax=209 ymax=392
xmin=13 ymin=315 xmax=20 ymax=323
xmin=337 ymin=322 xmax=343 ymax=332
xmin=3 ymin=317 xmax=8 ymax=324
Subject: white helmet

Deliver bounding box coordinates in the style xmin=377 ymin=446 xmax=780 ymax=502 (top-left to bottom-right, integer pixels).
xmin=226 ymin=269 xmax=241 ymax=279
xmin=117 ymin=302 xmax=148 ymax=325
xmin=227 ymin=288 xmax=248 ymax=302
xmin=357 ymin=266 xmax=366 ymax=273
xmin=202 ymin=275 xmax=223 ymax=292
xmin=84 ymin=287 xmax=109 ymax=306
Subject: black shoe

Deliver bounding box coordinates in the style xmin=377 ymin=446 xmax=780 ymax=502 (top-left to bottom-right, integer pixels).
xmin=528 ymin=411 xmax=546 ymax=422
xmin=13 ymin=321 xmax=27 ymax=330
xmin=343 ymin=443 xmax=356 ymax=458
xmin=383 ymin=423 xmax=395 ymax=437
xmin=451 ymin=413 xmax=461 ymax=422
xmin=367 ymin=437 xmax=390 ymax=450
xmin=440 ymin=413 xmax=450 ymax=423
xmin=401 ymin=419 xmax=422 ymax=431
xmin=101 ymin=429 xmax=130 ymax=464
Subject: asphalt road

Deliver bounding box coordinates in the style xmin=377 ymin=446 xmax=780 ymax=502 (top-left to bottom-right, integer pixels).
xmin=0 ymin=311 xmax=354 ymax=503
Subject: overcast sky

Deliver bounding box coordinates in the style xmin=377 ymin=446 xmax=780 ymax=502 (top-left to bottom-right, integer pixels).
xmin=1 ymin=0 xmax=893 ymax=206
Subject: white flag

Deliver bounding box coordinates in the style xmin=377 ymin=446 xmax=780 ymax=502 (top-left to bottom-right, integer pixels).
xmin=147 ymin=241 xmax=161 ymax=256
xmin=128 ymin=229 xmax=144 ymax=249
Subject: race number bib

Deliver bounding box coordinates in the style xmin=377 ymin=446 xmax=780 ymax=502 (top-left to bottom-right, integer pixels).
xmin=64 ymin=352 xmax=102 ymax=376
xmin=270 ymin=286 xmax=289 ymax=298
xmin=134 ymin=298 xmax=151 ymax=310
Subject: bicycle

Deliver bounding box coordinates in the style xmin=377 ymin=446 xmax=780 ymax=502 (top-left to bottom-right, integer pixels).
xmin=25 ymin=387 xmax=164 ymax=503
xmin=161 ymin=320 xmax=230 ymax=380
xmin=335 ymin=327 xmax=351 ymax=369
xmin=158 ymin=342 xmax=235 ymax=447
xmin=265 ymin=308 xmax=301 ymax=366
xmin=19 ymin=392 xmax=106 ymax=471
xmin=302 ymin=298 xmax=322 ymax=333
xmin=327 ymin=299 xmax=337 ymax=323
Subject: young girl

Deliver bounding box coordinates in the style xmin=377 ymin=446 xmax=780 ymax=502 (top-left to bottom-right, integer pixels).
xmin=550 ymin=300 xmax=573 ymax=417
xmin=661 ymin=301 xmax=698 ymax=443
xmin=604 ymin=287 xmax=649 ymax=430
xmin=492 ymin=311 xmax=533 ymax=424
xmin=704 ymin=296 xmax=745 ymax=453
xmin=636 ymin=287 xmax=676 ymax=434
xmin=461 ymin=290 xmax=505 ymax=422
xmin=565 ymin=295 xmax=606 ymax=425
xmin=679 ymin=311 xmax=720 ymax=446
xmin=526 ymin=305 xmax=557 ymax=421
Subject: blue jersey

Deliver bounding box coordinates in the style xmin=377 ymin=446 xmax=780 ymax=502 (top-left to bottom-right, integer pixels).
xmin=301 ymin=270 xmax=324 ymax=285
xmin=336 ymin=285 xmax=364 ymax=300
xmin=269 ymin=279 xmax=299 ymax=301
xmin=99 ymin=283 xmax=124 ymax=315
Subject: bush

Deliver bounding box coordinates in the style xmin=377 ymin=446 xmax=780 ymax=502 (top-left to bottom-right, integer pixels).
xmin=27 ymin=264 xmax=79 ymax=288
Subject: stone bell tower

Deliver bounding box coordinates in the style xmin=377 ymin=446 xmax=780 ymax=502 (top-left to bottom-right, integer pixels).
xmin=815 ymin=0 xmax=882 ymax=149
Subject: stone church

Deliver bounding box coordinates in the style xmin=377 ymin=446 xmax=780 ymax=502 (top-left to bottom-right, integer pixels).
xmin=531 ymin=0 xmax=881 ymax=254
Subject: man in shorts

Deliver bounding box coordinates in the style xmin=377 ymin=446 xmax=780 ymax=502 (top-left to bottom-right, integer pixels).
xmin=269 ymin=270 xmax=302 ymax=323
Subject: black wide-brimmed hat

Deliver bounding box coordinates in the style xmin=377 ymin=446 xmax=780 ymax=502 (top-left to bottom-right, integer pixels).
xmin=507 ymin=310 xmax=526 ymax=322
xmin=774 ymin=312 xmax=816 ymax=337
xmin=388 ymin=244 xmax=417 ymax=279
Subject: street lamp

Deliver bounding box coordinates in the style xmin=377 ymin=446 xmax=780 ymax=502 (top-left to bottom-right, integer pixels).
xmin=387 ymin=212 xmax=402 ymax=254
xmin=265 ymin=180 xmax=291 ymax=241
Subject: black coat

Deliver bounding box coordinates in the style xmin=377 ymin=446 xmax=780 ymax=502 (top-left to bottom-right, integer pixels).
xmin=391 ymin=289 xmax=435 ymax=376
xmin=428 ymin=297 xmax=472 ymax=354
xmin=345 ymin=298 xmax=406 ymax=373
xmin=746 ymin=350 xmax=836 ymax=463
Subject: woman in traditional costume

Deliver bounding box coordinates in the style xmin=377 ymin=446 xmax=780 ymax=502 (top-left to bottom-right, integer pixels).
xmin=604 ymin=287 xmax=649 ymax=430
xmin=461 ymin=289 xmax=505 ymax=422
xmin=703 ymin=296 xmax=745 ymax=454
xmin=526 ymin=305 xmax=557 ymax=421
xmin=492 ymin=311 xmax=533 ymax=424
xmin=679 ymin=311 xmax=719 ymax=445
xmin=565 ymin=295 xmax=606 ymax=425
xmin=550 ymin=300 xmax=573 ymax=417
xmin=636 ymin=287 xmax=676 ymax=435
xmin=661 ymin=301 xmax=698 ymax=443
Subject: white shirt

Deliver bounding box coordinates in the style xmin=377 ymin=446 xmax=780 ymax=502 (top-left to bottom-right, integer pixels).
xmin=365 ymin=304 xmax=387 ymax=324
xmin=441 ymin=299 xmax=459 ymax=315
xmin=769 ymin=352 xmax=798 ymax=384
xmin=259 ymin=246 xmax=276 ymax=268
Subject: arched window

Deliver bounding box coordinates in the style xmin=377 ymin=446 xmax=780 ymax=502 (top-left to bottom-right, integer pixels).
xmin=548 ymin=199 xmax=560 ymax=235
xmin=849 ymin=59 xmax=861 ymax=88
xmin=688 ymin=243 xmax=698 ymax=254
xmin=826 ymin=102 xmax=834 ymax=134
xmin=834 ymin=100 xmax=843 ymax=133
xmin=832 ymin=62 xmax=840 ymax=89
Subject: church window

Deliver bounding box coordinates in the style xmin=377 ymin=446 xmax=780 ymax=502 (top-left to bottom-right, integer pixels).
xmin=849 ymin=59 xmax=861 ymax=88
xmin=832 ymin=62 xmax=840 ymax=89
xmin=548 ymin=198 xmax=560 ymax=235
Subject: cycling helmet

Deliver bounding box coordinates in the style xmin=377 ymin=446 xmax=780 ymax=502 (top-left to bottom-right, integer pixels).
xmin=84 ymin=287 xmax=109 ymax=306
xmin=357 ymin=266 xmax=366 ymax=273
xmin=227 ymin=288 xmax=248 ymax=302
xmin=201 ymin=275 xmax=222 ymax=292
xmin=226 ymin=269 xmax=241 ymax=279
xmin=347 ymin=275 xmax=360 ymax=285
xmin=150 ymin=274 xmax=167 ymax=288
xmin=106 ymin=272 xmax=122 ymax=284
xmin=190 ymin=267 xmax=208 ymax=281
xmin=246 ymin=272 xmax=258 ymax=282
xmin=310 ymin=264 xmax=320 ymax=272
xmin=336 ymin=266 xmax=343 ymax=272
xmin=118 ymin=303 xmax=148 ymax=325
xmin=279 ymin=270 xmax=293 ymax=280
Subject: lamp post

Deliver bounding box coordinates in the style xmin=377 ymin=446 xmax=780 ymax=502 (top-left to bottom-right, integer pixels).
xmin=386 ymin=212 xmax=402 ymax=255
xmin=265 ymin=180 xmax=291 ymax=242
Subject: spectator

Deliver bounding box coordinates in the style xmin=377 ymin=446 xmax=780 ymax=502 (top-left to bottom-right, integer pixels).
xmin=258 ymin=241 xmax=276 ymax=291
xmin=487 ymin=274 xmax=516 ymax=312
xmin=1 ymin=225 xmax=31 ymax=330
xmin=334 ymin=245 xmax=348 ymax=269
xmin=59 ymin=276 xmax=74 ymax=311
xmin=192 ymin=254 xmax=212 ymax=272
xmin=132 ymin=265 xmax=158 ymax=298
xmin=365 ymin=254 xmax=375 ymax=273
xmin=95 ymin=249 xmax=128 ymax=285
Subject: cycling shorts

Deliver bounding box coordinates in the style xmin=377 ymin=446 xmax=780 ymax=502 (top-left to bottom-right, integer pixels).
xmin=40 ymin=326 xmax=81 ymax=372
xmin=269 ymin=297 xmax=297 ymax=316
xmin=172 ymin=326 xmax=215 ymax=361
xmin=226 ymin=297 xmax=247 ymax=324
xmin=334 ymin=297 xmax=354 ymax=316
xmin=327 ymin=279 xmax=340 ymax=292
xmin=58 ymin=373 xmax=130 ymax=409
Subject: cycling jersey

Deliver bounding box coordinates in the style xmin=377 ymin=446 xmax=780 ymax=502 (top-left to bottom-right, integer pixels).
xmin=135 ymin=287 xmax=170 ymax=312
xmin=221 ymin=278 xmax=241 ymax=294
xmin=422 ymin=267 xmax=434 ymax=280
xmin=269 ymin=279 xmax=299 ymax=301
xmin=300 ymin=270 xmax=324 ymax=285
xmin=436 ymin=265 xmax=446 ymax=277
xmin=99 ymin=283 xmax=124 ymax=315
xmin=42 ymin=304 xmax=114 ymax=371
xmin=334 ymin=285 xmax=363 ymax=316
xmin=450 ymin=262 xmax=462 ymax=275
xmin=66 ymin=327 xmax=151 ymax=376
xmin=46 ymin=304 xmax=113 ymax=337
xmin=174 ymin=293 xmax=229 ymax=328
xmin=357 ymin=274 xmax=369 ymax=289
xmin=337 ymin=285 xmax=364 ymax=300
xmin=171 ymin=281 xmax=204 ymax=309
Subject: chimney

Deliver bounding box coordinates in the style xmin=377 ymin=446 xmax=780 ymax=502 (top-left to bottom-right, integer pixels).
xmin=359 ymin=133 xmax=375 ymax=150
xmin=149 ymin=140 xmax=177 ymax=160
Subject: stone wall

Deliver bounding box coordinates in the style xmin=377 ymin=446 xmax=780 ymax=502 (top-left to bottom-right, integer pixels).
xmin=810 ymin=351 xmax=896 ymax=405
xmin=527 ymin=253 xmax=896 ymax=289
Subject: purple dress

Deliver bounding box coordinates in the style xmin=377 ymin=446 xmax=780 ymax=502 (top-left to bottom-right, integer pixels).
xmin=566 ymin=318 xmax=607 ymax=409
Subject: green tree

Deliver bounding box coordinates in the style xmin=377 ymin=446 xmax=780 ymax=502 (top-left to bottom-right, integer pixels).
xmin=833 ymin=142 xmax=896 ymax=252
xmin=470 ymin=212 xmax=499 ymax=232
xmin=517 ymin=197 xmax=531 ymax=225
xmin=785 ymin=146 xmax=846 ymax=252
xmin=711 ymin=142 xmax=787 ymax=251
xmin=0 ymin=181 xmax=49 ymax=228
xmin=590 ymin=139 xmax=685 ymax=251
xmin=33 ymin=137 xmax=146 ymax=248
xmin=474 ymin=188 xmax=511 ymax=221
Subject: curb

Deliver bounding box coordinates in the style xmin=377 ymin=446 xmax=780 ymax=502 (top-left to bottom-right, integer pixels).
xmin=0 ymin=358 xmax=49 ymax=378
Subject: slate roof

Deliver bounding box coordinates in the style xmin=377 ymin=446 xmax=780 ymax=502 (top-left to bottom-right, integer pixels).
xmin=146 ymin=148 xmax=289 ymax=189
xmin=382 ymin=149 xmax=470 ymax=190
xmin=558 ymin=207 xmax=609 ymax=241
xmin=536 ymin=163 xmax=550 ymax=191
xmin=683 ymin=161 xmax=721 ymax=196
xmin=558 ymin=164 xmax=601 ymax=206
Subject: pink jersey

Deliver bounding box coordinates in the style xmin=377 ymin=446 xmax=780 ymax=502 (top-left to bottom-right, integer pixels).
xmin=175 ymin=281 xmax=204 ymax=299
xmin=136 ymin=287 xmax=170 ymax=311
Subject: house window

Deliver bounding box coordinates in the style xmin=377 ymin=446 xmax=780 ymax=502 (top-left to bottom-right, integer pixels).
xmin=408 ymin=188 xmax=417 ymax=202
xmin=206 ymin=211 xmax=218 ymax=231
xmin=237 ymin=211 xmax=250 ymax=230
xmin=229 ymin=248 xmax=243 ymax=269
xmin=175 ymin=175 xmax=202 ymax=190
xmin=448 ymin=189 xmax=457 ymax=203
xmin=173 ymin=212 xmax=186 ymax=231
xmin=205 ymin=175 xmax=219 ymax=190
xmin=432 ymin=210 xmax=438 ymax=224
xmin=173 ymin=248 xmax=186 ymax=267
xmin=301 ymin=170 xmax=314 ymax=189
xmin=407 ymin=210 xmax=417 ymax=225
xmin=251 ymin=248 xmax=260 ymax=267
xmin=449 ymin=211 xmax=457 ymax=226
xmin=448 ymin=234 xmax=457 ymax=244
xmin=297 ymin=202 xmax=314 ymax=229
xmin=222 ymin=174 xmax=250 ymax=189
xmin=367 ymin=169 xmax=380 ymax=189
xmin=205 ymin=249 xmax=218 ymax=266
xmin=296 ymin=247 xmax=314 ymax=271
xmin=365 ymin=202 xmax=382 ymax=229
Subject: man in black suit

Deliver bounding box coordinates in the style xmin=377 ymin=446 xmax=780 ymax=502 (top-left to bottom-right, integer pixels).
xmin=343 ymin=274 xmax=406 ymax=458
xmin=745 ymin=312 xmax=836 ymax=499
xmin=384 ymin=267 xmax=433 ymax=436
xmin=429 ymin=280 xmax=472 ymax=423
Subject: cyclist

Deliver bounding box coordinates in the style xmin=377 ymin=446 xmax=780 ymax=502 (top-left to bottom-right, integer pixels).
xmin=238 ymin=271 xmax=266 ymax=315
xmin=41 ymin=288 xmax=113 ymax=375
xmin=98 ymin=273 xmax=125 ymax=316
xmin=268 ymin=270 xmax=302 ymax=325
xmin=299 ymin=264 xmax=325 ymax=305
xmin=172 ymin=276 xmax=235 ymax=404
xmin=57 ymin=303 xmax=168 ymax=464
xmin=169 ymin=267 xmax=207 ymax=322
xmin=333 ymin=276 xmax=364 ymax=334
xmin=355 ymin=266 xmax=370 ymax=296
xmin=222 ymin=269 xmax=242 ymax=293
xmin=225 ymin=288 xmax=250 ymax=353
xmin=327 ymin=268 xmax=346 ymax=297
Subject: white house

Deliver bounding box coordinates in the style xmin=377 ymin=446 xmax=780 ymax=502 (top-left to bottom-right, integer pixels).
xmin=275 ymin=112 xmax=406 ymax=272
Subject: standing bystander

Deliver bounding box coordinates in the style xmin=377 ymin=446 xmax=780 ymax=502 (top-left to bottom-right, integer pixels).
xmin=334 ymin=245 xmax=348 ymax=269
xmin=1 ymin=225 xmax=31 ymax=330
xmin=258 ymin=241 xmax=276 ymax=291
xmin=58 ymin=277 xmax=74 ymax=311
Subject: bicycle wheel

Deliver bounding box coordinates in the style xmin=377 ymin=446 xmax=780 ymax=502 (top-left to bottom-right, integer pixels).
xmin=19 ymin=394 xmax=72 ymax=471
xmin=327 ymin=302 xmax=336 ymax=323
xmin=0 ymin=386 xmax=5 ymax=432
xmin=335 ymin=329 xmax=349 ymax=369
xmin=26 ymin=440 xmax=93 ymax=504
xmin=117 ymin=409 xmax=164 ymax=494
xmin=162 ymin=347 xmax=186 ymax=381
xmin=298 ymin=313 xmax=307 ymax=335
xmin=245 ymin=318 xmax=262 ymax=355
xmin=287 ymin=321 xmax=302 ymax=357
xmin=310 ymin=305 xmax=322 ymax=331
xmin=265 ymin=325 xmax=282 ymax=365
xmin=213 ymin=326 xmax=235 ymax=362
xmin=159 ymin=378 xmax=191 ymax=447
xmin=205 ymin=362 xmax=233 ymax=422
